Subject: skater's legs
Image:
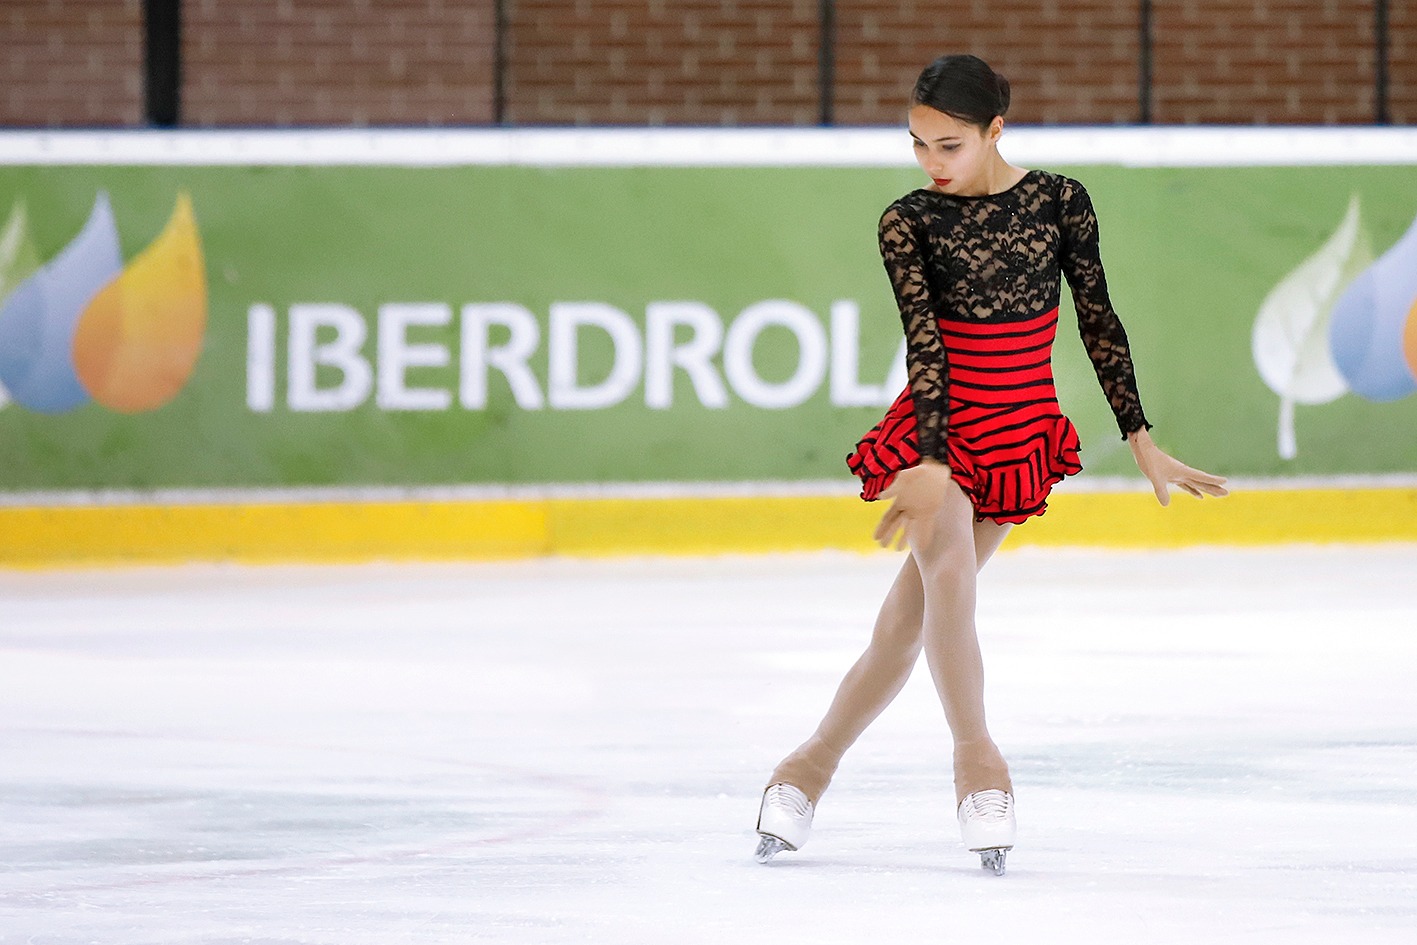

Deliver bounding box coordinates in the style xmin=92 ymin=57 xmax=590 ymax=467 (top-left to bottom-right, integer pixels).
xmin=971 ymin=516 xmax=1012 ymax=570
xmin=768 ymin=554 xmax=924 ymax=803
xmin=909 ymin=478 xmax=1013 ymax=805
xmin=768 ymin=514 xmax=1012 ymax=805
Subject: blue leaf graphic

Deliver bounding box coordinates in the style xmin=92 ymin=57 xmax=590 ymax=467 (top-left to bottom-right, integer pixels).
xmin=0 ymin=192 xmax=122 ymax=414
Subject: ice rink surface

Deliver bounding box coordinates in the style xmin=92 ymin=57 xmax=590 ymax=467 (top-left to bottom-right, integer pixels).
xmin=2 ymin=544 xmax=1415 ymax=944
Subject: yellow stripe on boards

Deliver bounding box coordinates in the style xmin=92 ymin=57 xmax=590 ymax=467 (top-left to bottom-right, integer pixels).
xmin=0 ymin=501 xmax=549 ymax=567
xmin=1024 ymin=487 xmax=1417 ymax=547
xmin=546 ymin=495 xmax=877 ymax=556
xmin=0 ymin=488 xmax=1414 ymax=568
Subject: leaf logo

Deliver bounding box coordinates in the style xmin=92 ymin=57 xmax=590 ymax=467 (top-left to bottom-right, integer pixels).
xmin=1251 ymin=195 xmax=1372 ymax=459
xmin=1328 ymin=210 xmax=1417 ymax=403
xmin=0 ymin=198 xmax=43 ymax=411
xmin=0 ymin=191 xmax=208 ymax=415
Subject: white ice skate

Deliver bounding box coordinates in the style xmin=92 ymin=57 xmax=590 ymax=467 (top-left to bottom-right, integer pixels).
xmin=957 ymin=789 xmax=1015 ymax=875
xmin=754 ymin=782 xmax=813 ymax=863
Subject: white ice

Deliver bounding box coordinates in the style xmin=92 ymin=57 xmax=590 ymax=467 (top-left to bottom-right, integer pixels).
xmin=2 ymin=545 xmax=1415 ymax=944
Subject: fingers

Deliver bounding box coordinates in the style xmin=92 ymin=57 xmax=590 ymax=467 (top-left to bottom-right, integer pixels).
xmin=873 ymin=463 xmax=955 ymax=547
xmin=1191 ymin=471 xmax=1230 ymax=497
xmin=874 ymin=494 xmax=936 ymax=551
xmin=874 ymin=501 xmax=907 ymax=549
xmin=876 ymin=524 xmax=903 ymax=550
xmin=1189 ymin=479 xmax=1229 ymax=498
xmin=893 ymin=524 xmax=910 ymax=552
xmin=1152 ymin=479 xmax=1170 ymax=507
xmin=1173 ymin=464 xmax=1230 ymax=500
xmin=873 ymin=506 xmax=896 ymax=545
xmin=1162 ymin=475 xmax=1230 ymax=503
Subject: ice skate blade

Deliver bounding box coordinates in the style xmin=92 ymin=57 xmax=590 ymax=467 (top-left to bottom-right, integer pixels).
xmin=977 ymin=848 xmax=1009 ymax=876
xmin=754 ymin=834 xmax=792 ymax=864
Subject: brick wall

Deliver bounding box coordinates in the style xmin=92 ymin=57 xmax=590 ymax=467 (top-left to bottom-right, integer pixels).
xmin=834 ymin=0 xmax=1139 ymax=125
xmin=506 ymin=0 xmax=819 ymax=125
xmin=2 ymin=0 xmax=144 ymax=127
xmin=183 ymin=0 xmax=496 ymax=126
xmin=1152 ymin=0 xmax=1376 ymax=124
xmin=1 ymin=0 xmax=1412 ymax=128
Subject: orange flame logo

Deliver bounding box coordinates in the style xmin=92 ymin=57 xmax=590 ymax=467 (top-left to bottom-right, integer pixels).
xmin=0 ymin=191 xmax=207 ymax=414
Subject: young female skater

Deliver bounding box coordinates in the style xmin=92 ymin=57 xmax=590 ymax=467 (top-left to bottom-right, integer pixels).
xmin=753 ymin=54 xmax=1228 ymax=874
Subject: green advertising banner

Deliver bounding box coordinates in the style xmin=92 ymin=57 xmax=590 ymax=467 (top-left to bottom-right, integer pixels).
xmin=2 ymin=133 xmax=1416 ymax=493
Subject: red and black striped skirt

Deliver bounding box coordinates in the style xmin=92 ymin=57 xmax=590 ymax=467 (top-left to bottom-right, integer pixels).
xmin=845 ymin=305 xmax=1083 ymax=525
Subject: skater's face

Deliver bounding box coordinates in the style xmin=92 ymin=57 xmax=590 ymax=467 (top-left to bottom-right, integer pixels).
xmin=908 ymin=105 xmax=1003 ymax=196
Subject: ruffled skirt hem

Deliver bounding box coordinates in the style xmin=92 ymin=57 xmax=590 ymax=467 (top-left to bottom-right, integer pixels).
xmin=845 ymin=388 xmax=1083 ymax=525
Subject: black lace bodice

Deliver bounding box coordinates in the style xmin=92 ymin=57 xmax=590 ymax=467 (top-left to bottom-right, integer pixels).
xmin=877 ymin=169 xmax=1151 ymax=463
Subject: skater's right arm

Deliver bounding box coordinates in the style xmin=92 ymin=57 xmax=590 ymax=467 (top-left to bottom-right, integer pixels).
xmin=878 ymin=203 xmax=950 ymax=465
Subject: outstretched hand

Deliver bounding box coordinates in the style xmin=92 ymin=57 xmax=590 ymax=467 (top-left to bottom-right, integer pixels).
xmin=1128 ymin=428 xmax=1229 ymax=506
xmin=873 ymin=459 xmax=954 ymax=550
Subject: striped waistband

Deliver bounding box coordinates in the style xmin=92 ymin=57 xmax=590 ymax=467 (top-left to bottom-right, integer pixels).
xmin=937 ymin=306 xmax=1061 ymax=338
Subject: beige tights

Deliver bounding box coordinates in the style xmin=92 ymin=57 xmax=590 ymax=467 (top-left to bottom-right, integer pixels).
xmin=769 ymin=482 xmax=1013 ymax=807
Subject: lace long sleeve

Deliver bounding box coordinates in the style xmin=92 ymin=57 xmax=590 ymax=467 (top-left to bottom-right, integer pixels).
xmin=878 ymin=204 xmax=950 ymax=462
xmin=1059 ymin=179 xmax=1152 ymax=438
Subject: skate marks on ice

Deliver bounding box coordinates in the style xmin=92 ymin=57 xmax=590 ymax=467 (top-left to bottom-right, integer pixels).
xmin=0 ymin=548 xmax=1415 ymax=943
xmin=0 ymin=727 xmax=608 ymax=902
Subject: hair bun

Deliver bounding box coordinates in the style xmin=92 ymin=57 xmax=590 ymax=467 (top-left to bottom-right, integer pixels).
xmin=994 ymin=73 xmax=1011 ymax=116
xmin=911 ymin=54 xmax=1011 ymax=129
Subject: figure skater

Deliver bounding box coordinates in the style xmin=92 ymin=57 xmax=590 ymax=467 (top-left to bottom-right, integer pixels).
xmin=753 ymin=54 xmax=1229 ymax=874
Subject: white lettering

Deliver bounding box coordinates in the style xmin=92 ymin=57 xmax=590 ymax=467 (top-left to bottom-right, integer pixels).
xmin=548 ymin=301 xmax=642 ymax=410
xmin=376 ymin=303 xmax=452 ymax=411
xmin=246 ymin=303 xmax=277 ymax=412
xmin=884 ymin=338 xmax=908 ymax=397
xmin=460 ymin=302 xmax=545 ymax=410
xmin=828 ymin=299 xmax=886 ymax=407
xmin=287 ymin=303 xmax=373 ymax=412
xmin=723 ymin=300 xmax=828 ymax=409
xmin=259 ymin=297 xmax=894 ymax=414
xmin=644 ymin=301 xmax=728 ymax=409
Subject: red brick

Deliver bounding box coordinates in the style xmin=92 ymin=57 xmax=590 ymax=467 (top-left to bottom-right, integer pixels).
xmin=1152 ymin=0 xmax=1376 ymax=124
xmin=179 ymin=0 xmax=498 ymax=126
xmin=0 ymin=0 xmax=143 ymax=127
xmin=1 ymin=0 xmax=1406 ymax=128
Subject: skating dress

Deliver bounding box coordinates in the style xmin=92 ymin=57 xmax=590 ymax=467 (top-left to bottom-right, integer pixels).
xmin=846 ymin=170 xmax=1151 ymax=524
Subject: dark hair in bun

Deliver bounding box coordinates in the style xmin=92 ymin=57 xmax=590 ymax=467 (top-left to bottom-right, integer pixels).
xmin=911 ymin=54 xmax=1010 ymax=129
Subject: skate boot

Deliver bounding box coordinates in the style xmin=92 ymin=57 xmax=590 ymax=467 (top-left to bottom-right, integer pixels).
xmin=957 ymin=789 xmax=1015 ymax=875
xmin=754 ymin=782 xmax=813 ymax=863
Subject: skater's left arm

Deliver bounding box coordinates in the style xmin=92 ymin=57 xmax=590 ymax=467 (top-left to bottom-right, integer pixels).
xmin=1128 ymin=427 xmax=1229 ymax=505
xmin=1060 ymin=178 xmax=1227 ymax=505
xmin=1059 ymin=178 xmax=1152 ymax=440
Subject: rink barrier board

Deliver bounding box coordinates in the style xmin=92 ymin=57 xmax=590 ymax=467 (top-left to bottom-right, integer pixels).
xmin=5 ymin=128 xmax=1416 ymax=566
xmin=1 ymin=487 xmax=1414 ymax=566
xmin=5 ymin=135 xmax=1417 ymax=495
xmin=6 ymin=126 xmax=1417 ymax=166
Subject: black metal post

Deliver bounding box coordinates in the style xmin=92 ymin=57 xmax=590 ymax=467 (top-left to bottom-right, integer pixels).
xmin=143 ymin=0 xmax=181 ymax=127
xmin=1138 ymin=0 xmax=1153 ymax=123
xmin=1375 ymin=0 xmax=1390 ymax=124
xmin=494 ymin=0 xmax=508 ymax=125
xmin=819 ymin=0 xmax=835 ymax=126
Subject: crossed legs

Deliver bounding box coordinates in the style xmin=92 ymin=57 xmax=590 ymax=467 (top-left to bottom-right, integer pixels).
xmin=768 ymin=478 xmax=1013 ymax=806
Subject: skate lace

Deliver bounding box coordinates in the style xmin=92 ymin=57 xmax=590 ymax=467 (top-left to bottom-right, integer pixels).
xmin=765 ymin=783 xmax=811 ymax=819
xmin=962 ymin=790 xmax=1012 ymax=822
